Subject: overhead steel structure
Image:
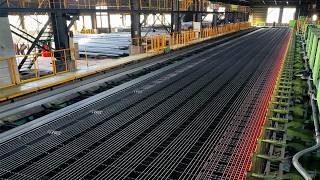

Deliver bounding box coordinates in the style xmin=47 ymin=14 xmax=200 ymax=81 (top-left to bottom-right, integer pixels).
xmin=0 ymin=0 xmax=250 ymax=70
xmin=0 ymin=28 xmax=291 ymax=179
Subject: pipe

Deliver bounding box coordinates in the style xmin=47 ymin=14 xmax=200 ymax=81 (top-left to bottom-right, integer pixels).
xmin=292 ymin=37 xmax=320 ymax=180
xmin=292 ymin=78 xmax=320 ymax=180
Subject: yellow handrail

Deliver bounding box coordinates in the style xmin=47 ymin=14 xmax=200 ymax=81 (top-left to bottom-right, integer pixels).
xmin=143 ymin=22 xmax=251 ymax=53
xmin=0 ymin=48 xmax=76 ymax=89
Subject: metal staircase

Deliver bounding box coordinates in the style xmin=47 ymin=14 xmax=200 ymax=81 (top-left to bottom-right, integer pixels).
xmin=10 ymin=14 xmax=53 ymax=71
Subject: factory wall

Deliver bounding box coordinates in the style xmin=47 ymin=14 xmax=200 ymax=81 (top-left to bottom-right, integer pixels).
xmin=251 ymin=6 xmax=268 ymax=26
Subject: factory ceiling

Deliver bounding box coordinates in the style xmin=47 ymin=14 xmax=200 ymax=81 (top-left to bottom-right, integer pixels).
xmin=215 ymin=0 xmax=312 ymax=6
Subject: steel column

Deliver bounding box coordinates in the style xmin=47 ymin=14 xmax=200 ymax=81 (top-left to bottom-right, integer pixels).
xmin=18 ymin=14 xmax=25 ymax=30
xmin=278 ymin=6 xmax=283 ymax=25
xmin=171 ymin=0 xmax=180 ymax=32
xmin=130 ymin=0 xmax=141 ymax=46
xmin=107 ymin=12 xmax=112 ymax=33
xmin=212 ymin=14 xmax=217 ymax=27
xmin=50 ymin=0 xmax=74 ymax=72
xmin=91 ymin=13 xmax=97 ymax=30
xmin=194 ymin=0 xmax=202 ymax=23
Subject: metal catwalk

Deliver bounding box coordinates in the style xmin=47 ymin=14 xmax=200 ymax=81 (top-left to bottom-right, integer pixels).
xmin=0 ymin=28 xmax=291 ymax=180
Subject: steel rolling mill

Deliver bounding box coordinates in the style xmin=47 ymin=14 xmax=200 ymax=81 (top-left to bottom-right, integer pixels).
xmin=0 ymin=28 xmax=293 ymax=179
xmin=1 ymin=1 xmax=320 ymax=179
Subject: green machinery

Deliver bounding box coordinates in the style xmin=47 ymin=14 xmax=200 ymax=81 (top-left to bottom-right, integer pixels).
xmin=305 ymin=25 xmax=320 ymax=109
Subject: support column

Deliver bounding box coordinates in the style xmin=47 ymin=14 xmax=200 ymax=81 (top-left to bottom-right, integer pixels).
xmin=73 ymin=19 xmax=78 ymax=32
xmin=19 ymin=14 xmax=25 ymax=30
xmin=225 ymin=12 xmax=229 ymax=24
xmin=296 ymin=2 xmax=308 ymax=18
xmin=212 ymin=14 xmax=217 ymax=27
xmin=107 ymin=13 xmax=112 ymax=33
xmin=122 ymin=14 xmax=125 ymax=27
xmin=278 ymin=7 xmax=283 ymax=26
xmin=50 ymin=0 xmax=74 ymax=72
xmin=235 ymin=12 xmax=239 ymax=23
xmin=194 ymin=0 xmax=202 ymax=22
xmin=130 ymin=0 xmax=141 ymax=54
xmin=228 ymin=13 xmax=232 ymax=23
xmin=233 ymin=12 xmax=236 ymax=23
xmin=0 ymin=12 xmax=20 ymax=86
xmin=171 ymin=0 xmax=180 ymax=32
xmin=91 ymin=13 xmax=97 ymax=31
xmin=245 ymin=12 xmax=250 ymax=22
xmin=161 ymin=13 xmax=165 ymax=25
xmin=241 ymin=12 xmax=245 ymax=22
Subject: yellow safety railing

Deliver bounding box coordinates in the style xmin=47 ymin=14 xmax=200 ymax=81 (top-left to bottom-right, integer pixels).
xmin=0 ymin=48 xmax=76 ymax=88
xmin=171 ymin=30 xmax=197 ymax=45
xmin=140 ymin=0 xmax=173 ymax=10
xmin=0 ymin=22 xmax=251 ymax=90
xmin=16 ymin=52 xmax=53 ymax=83
xmin=143 ymin=30 xmax=199 ymax=53
xmin=202 ymin=22 xmax=251 ymax=39
xmin=144 ymin=22 xmax=251 ymax=53
xmin=144 ymin=35 xmax=167 ymax=53
xmin=0 ymin=57 xmax=18 ymax=89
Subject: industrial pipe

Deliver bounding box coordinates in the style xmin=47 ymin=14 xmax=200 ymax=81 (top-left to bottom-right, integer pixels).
xmin=292 ymin=38 xmax=320 ymax=180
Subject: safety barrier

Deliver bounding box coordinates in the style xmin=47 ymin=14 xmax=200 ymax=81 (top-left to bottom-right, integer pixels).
xmin=0 ymin=49 xmax=75 ymax=87
xmin=0 ymin=22 xmax=251 ymax=90
xmin=144 ymin=35 xmax=167 ymax=53
xmin=0 ymin=57 xmax=18 ymax=89
xmin=144 ymin=22 xmax=251 ymax=53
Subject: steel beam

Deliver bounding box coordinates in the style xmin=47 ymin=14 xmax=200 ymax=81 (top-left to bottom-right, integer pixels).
xmin=67 ymin=15 xmax=79 ymax=30
xmin=0 ymin=8 xmax=234 ymax=15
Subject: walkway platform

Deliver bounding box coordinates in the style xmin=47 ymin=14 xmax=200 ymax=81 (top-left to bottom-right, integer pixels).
xmin=0 ymin=52 xmax=158 ymax=102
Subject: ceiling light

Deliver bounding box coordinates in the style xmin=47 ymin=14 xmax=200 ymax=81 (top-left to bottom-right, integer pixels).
xmin=312 ymin=14 xmax=318 ymax=21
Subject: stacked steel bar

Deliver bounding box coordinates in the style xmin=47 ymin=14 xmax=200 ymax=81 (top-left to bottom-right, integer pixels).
xmin=247 ymin=31 xmax=294 ymax=179
xmin=202 ymin=28 xmax=292 ymax=180
xmin=75 ymin=31 xmax=167 ymax=57
xmin=0 ymin=28 xmax=291 ymax=180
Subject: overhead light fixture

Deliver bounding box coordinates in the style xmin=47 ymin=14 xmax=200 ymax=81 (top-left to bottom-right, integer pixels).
xmin=286 ymin=1 xmax=289 ymax=5
xmin=312 ymin=14 xmax=318 ymax=21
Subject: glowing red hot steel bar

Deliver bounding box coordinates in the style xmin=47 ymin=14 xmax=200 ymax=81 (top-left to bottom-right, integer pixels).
xmin=220 ymin=30 xmax=292 ymax=180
